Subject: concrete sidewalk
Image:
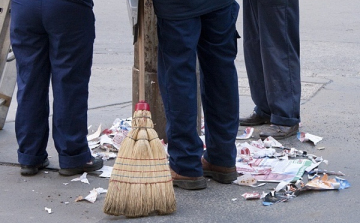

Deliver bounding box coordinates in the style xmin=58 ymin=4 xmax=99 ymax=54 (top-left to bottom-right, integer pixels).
xmin=1 ymin=0 xmax=360 ymax=222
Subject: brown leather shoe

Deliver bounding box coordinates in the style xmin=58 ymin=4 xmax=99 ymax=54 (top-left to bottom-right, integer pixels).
xmin=239 ymin=111 xmax=270 ymax=126
xmin=170 ymin=168 xmax=207 ymax=190
xmin=201 ymin=157 xmax=238 ymax=184
xmin=259 ymin=124 xmax=299 ymax=140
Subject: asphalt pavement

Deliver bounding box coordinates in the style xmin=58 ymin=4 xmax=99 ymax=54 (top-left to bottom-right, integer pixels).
xmin=0 ymin=0 xmax=359 ymax=222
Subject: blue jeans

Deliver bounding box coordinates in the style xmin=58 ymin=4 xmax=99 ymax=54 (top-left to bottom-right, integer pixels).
xmin=157 ymin=2 xmax=240 ymax=177
xmin=243 ymin=0 xmax=301 ymax=126
xmin=10 ymin=0 xmax=95 ymax=168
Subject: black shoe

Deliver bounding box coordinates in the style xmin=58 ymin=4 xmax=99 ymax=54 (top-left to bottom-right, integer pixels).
xmin=20 ymin=158 xmax=50 ymax=176
xmin=240 ymin=111 xmax=270 ymax=126
xmin=59 ymin=157 xmax=103 ymax=176
xmin=259 ymin=124 xmax=299 ymax=140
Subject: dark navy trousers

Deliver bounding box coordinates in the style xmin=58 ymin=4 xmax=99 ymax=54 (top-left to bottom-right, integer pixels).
xmin=10 ymin=0 xmax=95 ymax=168
xmin=243 ymin=0 xmax=301 ymax=126
xmin=156 ymin=2 xmax=240 ymax=177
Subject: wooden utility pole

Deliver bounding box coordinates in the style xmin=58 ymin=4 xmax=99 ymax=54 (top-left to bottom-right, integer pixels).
xmin=132 ymin=0 xmax=167 ymax=141
xmin=0 ymin=0 xmax=17 ymax=129
xmin=132 ymin=0 xmax=202 ymax=143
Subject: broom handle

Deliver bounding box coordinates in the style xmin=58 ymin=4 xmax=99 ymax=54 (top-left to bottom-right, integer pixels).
xmin=138 ymin=0 xmax=145 ymax=101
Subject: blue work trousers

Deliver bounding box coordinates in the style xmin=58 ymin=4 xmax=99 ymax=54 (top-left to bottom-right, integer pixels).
xmin=243 ymin=0 xmax=301 ymax=126
xmin=157 ymin=2 xmax=240 ymax=177
xmin=10 ymin=0 xmax=95 ymax=168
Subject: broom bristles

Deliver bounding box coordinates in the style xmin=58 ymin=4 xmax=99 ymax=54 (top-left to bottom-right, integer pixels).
xmin=103 ymin=110 xmax=176 ymax=217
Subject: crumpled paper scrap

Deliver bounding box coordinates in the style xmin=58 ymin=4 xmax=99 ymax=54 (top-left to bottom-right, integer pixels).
xmin=87 ymin=124 xmax=102 ymax=141
xmin=234 ymin=174 xmax=257 ymax=186
xmin=75 ymin=187 xmax=108 ymax=203
xmin=96 ymin=166 xmax=113 ymax=178
xmin=44 ymin=207 xmax=52 ymax=214
xmin=263 ymin=136 xmax=283 ymax=148
xmin=71 ymin=172 xmax=90 ymax=184
xmin=236 ymin=127 xmax=254 ymax=140
xmin=234 ymin=174 xmax=266 ymax=187
xmin=242 ymin=192 xmax=261 ymax=200
xmin=297 ymin=132 xmax=323 ymax=145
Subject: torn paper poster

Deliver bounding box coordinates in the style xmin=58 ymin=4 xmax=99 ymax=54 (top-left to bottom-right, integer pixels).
xmin=303 ymin=174 xmax=341 ymax=190
xmin=236 ymin=127 xmax=254 ymax=140
xmin=297 ymin=132 xmax=323 ymax=145
xmin=71 ymin=172 xmax=90 ymax=184
xmin=238 ymin=158 xmax=313 ymax=183
xmin=242 ymin=192 xmax=261 ymax=200
xmin=96 ymin=166 xmax=113 ymax=178
xmin=236 ymin=161 xmax=272 ymax=175
xmin=76 ymin=188 xmax=108 ymax=203
xmin=294 ymin=174 xmax=350 ymax=196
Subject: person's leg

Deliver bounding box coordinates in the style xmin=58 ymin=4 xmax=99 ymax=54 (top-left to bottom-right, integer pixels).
xmin=43 ymin=0 xmax=99 ymax=170
xmin=198 ymin=2 xmax=239 ymax=168
xmin=157 ymin=17 xmax=205 ymax=178
xmin=242 ymin=0 xmax=272 ymax=120
xmin=258 ymin=0 xmax=301 ymax=126
xmin=257 ymin=0 xmax=301 ymax=139
xmin=10 ymin=0 xmax=51 ymax=174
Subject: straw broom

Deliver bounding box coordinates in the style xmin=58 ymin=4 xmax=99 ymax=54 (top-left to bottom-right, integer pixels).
xmin=103 ymin=0 xmax=176 ymax=217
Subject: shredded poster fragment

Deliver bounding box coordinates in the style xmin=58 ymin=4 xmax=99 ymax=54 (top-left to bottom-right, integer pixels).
xmin=297 ymin=132 xmax=323 ymax=145
xmin=236 ymin=127 xmax=254 ymax=140
xmin=242 ymin=192 xmax=261 ymax=200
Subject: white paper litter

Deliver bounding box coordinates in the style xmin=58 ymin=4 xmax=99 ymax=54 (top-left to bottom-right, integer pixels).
xmin=87 ymin=124 xmax=102 ymax=141
xmin=76 ymin=187 xmax=108 ymax=203
xmin=234 ymin=174 xmax=257 ymax=186
xmin=96 ymin=166 xmax=113 ymax=178
xmin=44 ymin=207 xmax=52 ymax=214
xmin=71 ymin=172 xmax=90 ymax=184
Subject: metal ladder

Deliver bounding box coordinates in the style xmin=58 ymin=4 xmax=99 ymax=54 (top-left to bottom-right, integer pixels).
xmin=0 ymin=0 xmax=16 ymax=130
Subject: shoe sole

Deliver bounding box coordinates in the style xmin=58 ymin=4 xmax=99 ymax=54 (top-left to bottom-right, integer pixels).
xmin=59 ymin=162 xmax=103 ymax=176
xmin=239 ymin=120 xmax=270 ymax=126
xmin=203 ymin=170 xmax=238 ymax=184
xmin=20 ymin=159 xmax=50 ymax=176
xmin=173 ymin=178 xmax=207 ymax=190
xmin=259 ymin=130 xmax=298 ymax=140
